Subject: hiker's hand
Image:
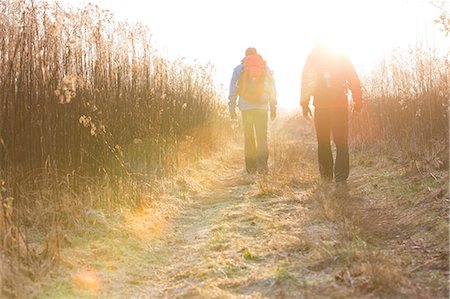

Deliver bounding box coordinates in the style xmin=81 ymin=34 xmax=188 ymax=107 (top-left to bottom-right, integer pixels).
xmin=230 ymin=111 xmax=237 ymax=120
xmin=302 ymin=106 xmax=312 ymax=119
xmin=270 ymin=110 xmax=277 ymax=120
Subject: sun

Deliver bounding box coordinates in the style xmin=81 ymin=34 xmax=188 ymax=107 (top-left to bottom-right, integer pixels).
xmin=307 ymin=0 xmax=386 ymax=67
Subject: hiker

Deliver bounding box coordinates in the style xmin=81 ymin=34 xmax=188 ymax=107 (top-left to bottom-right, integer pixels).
xmin=300 ymin=40 xmax=362 ymax=186
xmin=228 ymin=47 xmax=277 ymax=174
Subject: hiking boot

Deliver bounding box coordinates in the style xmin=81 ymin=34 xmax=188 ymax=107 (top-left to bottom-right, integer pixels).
xmin=257 ymin=166 xmax=269 ymax=175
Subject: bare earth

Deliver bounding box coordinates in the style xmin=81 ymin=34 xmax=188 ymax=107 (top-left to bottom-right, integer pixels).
xmin=37 ymin=138 xmax=448 ymax=298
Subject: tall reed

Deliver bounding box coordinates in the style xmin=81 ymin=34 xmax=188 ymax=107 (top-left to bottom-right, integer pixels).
xmin=350 ymin=45 xmax=448 ymax=169
xmin=0 ymin=1 xmax=229 ymax=296
xmin=0 ymin=0 xmax=225 ymax=177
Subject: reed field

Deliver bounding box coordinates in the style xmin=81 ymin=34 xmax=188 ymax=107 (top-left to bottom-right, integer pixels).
xmin=0 ymin=0 xmax=448 ymax=298
xmin=0 ymin=1 xmax=229 ymax=296
xmin=350 ymin=46 xmax=448 ymax=170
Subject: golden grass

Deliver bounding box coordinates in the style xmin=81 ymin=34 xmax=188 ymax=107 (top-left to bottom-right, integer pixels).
xmin=21 ymin=135 xmax=447 ymax=298
xmin=0 ymin=1 xmax=231 ymax=296
xmin=350 ymin=46 xmax=448 ymax=170
xmin=0 ymin=1 xmax=447 ymax=298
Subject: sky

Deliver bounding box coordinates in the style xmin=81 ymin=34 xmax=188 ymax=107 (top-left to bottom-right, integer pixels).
xmin=57 ymin=0 xmax=448 ymax=108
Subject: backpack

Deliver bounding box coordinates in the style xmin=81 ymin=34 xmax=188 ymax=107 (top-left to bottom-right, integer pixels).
xmin=238 ymin=54 xmax=267 ymax=103
xmin=311 ymin=52 xmax=348 ymax=94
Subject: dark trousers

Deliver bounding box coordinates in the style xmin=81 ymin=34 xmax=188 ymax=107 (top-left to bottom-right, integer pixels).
xmin=242 ymin=109 xmax=268 ymax=173
xmin=314 ymin=107 xmax=349 ymax=182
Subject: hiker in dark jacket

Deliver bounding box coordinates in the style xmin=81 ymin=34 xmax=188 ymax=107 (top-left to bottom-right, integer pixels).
xmin=300 ymin=41 xmax=362 ymax=186
xmin=229 ymin=47 xmax=277 ymax=174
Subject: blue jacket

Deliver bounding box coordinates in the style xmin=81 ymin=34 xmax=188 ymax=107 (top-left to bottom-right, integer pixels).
xmin=228 ymin=63 xmax=277 ymax=113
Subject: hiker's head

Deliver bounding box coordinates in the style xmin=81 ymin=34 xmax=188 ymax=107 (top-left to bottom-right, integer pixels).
xmin=314 ymin=36 xmax=330 ymax=51
xmin=314 ymin=33 xmax=339 ymax=54
xmin=245 ymin=47 xmax=257 ymax=56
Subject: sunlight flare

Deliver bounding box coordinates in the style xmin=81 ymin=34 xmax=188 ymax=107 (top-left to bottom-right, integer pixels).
xmin=72 ymin=270 xmax=101 ymax=293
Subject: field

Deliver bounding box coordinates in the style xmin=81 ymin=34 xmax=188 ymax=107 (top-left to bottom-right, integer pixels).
xmin=26 ymin=119 xmax=447 ymax=298
xmin=0 ymin=1 xmax=448 ymax=298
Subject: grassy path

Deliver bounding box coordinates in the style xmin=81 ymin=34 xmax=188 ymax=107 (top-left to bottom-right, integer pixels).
xmin=36 ymin=140 xmax=448 ymax=298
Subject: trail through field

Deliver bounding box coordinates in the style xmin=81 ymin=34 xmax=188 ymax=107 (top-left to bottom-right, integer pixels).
xmin=38 ymin=139 xmax=448 ymax=298
xmin=44 ymin=147 xmax=325 ymax=298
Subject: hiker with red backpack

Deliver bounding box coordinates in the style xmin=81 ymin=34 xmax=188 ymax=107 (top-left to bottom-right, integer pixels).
xmin=300 ymin=40 xmax=362 ymax=187
xmin=228 ymin=47 xmax=277 ymax=174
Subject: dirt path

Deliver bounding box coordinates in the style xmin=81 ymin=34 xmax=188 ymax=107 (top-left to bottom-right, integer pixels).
xmin=37 ymin=142 xmax=448 ymax=298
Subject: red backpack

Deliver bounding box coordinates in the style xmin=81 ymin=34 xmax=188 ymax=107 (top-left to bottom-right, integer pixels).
xmin=238 ymin=54 xmax=267 ymax=103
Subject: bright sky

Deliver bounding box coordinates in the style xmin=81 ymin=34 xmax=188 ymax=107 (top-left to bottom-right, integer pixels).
xmin=58 ymin=0 xmax=448 ymax=108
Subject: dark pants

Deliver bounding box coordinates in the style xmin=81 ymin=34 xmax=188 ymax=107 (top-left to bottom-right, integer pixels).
xmin=242 ymin=109 xmax=268 ymax=173
xmin=314 ymin=107 xmax=349 ymax=182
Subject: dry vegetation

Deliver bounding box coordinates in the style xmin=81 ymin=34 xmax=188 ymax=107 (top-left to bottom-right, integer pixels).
xmin=34 ymin=127 xmax=448 ymax=298
xmin=0 ymin=1 xmax=229 ymax=297
xmin=0 ymin=0 xmax=448 ymax=298
xmin=266 ymin=116 xmax=448 ymax=298
xmin=350 ymin=45 xmax=448 ymax=171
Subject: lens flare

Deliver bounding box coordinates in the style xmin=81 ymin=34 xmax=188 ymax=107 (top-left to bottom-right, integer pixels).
xmin=72 ymin=270 xmax=101 ymax=293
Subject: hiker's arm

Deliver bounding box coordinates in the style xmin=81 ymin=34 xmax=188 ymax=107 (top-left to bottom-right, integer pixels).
xmin=344 ymin=56 xmax=363 ymax=110
xmin=267 ymin=69 xmax=277 ymax=113
xmin=300 ymin=55 xmax=315 ymax=109
xmin=228 ymin=65 xmax=241 ymax=114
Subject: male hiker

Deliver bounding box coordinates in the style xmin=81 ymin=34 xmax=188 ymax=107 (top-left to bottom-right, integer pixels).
xmin=300 ymin=40 xmax=362 ymax=187
xmin=228 ymin=47 xmax=277 ymax=174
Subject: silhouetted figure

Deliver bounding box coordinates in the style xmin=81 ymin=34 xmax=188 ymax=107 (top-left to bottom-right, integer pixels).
xmin=301 ymin=42 xmax=362 ymax=186
xmin=229 ymin=47 xmax=277 ymax=174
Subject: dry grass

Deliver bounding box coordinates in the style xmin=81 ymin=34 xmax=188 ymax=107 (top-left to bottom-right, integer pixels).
xmin=0 ymin=1 xmax=447 ymax=298
xmin=260 ymin=117 xmax=448 ymax=298
xmin=350 ymin=46 xmax=448 ymax=171
xmin=305 ymin=152 xmax=449 ymax=297
xmin=0 ymin=0 xmax=229 ymax=176
xmin=21 ymin=131 xmax=448 ymax=298
xmin=0 ymin=1 xmax=231 ymax=297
